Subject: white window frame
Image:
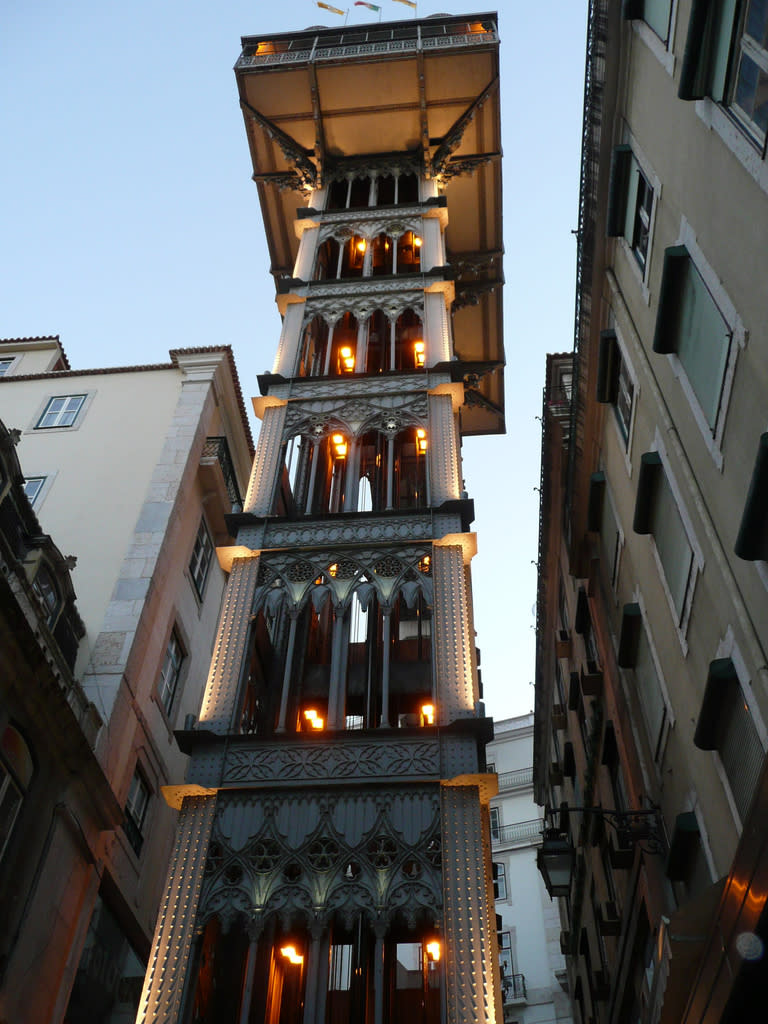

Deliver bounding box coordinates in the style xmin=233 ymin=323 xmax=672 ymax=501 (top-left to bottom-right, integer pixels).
xmin=495 ymin=860 xmax=507 ymax=900
xmin=610 ymin=321 xmax=640 ymax=472
xmin=599 ymin=472 xmax=625 ymax=593
xmin=489 ymin=806 xmax=501 ymax=842
xmin=663 ymin=220 xmax=747 ymax=469
xmin=0 ymin=354 xmax=20 ymax=377
xmin=710 ymin=629 xmax=768 ymax=830
xmin=35 ymin=394 xmax=87 ymax=430
xmin=22 ymin=477 xmax=46 ymax=508
xmin=616 ymin=132 xmax=661 ymax=302
xmin=30 ymin=392 xmax=95 ymax=434
xmin=158 ymin=628 xmax=185 ymax=718
xmin=729 ymin=1 xmax=768 ymax=148
xmin=649 ymin=430 xmax=705 ymax=650
xmin=189 ymin=517 xmax=214 ymax=600
xmin=124 ymin=767 xmax=151 ymax=856
xmin=632 ymin=590 xmax=675 ymax=767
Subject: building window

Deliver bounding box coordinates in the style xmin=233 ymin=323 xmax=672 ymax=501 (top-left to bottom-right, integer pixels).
xmin=596 ymin=330 xmax=636 ymax=446
xmin=618 ymin=602 xmax=670 ymax=760
xmin=490 ymin=806 xmax=501 ymax=841
xmin=625 ymin=0 xmax=674 ymax=41
xmin=189 ymin=518 xmax=214 ymax=599
xmin=730 ymin=1 xmax=768 ymax=145
xmin=32 ymin=564 xmax=60 ymax=627
xmin=35 ymin=394 xmax=86 ymax=429
xmin=0 ymin=725 xmax=34 ymax=863
xmin=654 ymin=245 xmax=733 ymax=438
xmin=633 ymin=453 xmax=698 ymax=630
xmin=694 ymin=658 xmax=766 ymax=824
xmin=0 ymin=357 xmax=14 ymax=377
xmin=22 ymin=476 xmax=46 ymax=508
xmin=588 ymin=472 xmax=623 ymax=587
xmin=607 ymin=147 xmax=655 ymax=275
xmin=735 ymin=432 xmax=768 ymax=561
xmin=124 ymin=768 xmax=150 ymax=856
xmin=158 ymin=629 xmax=184 ymax=717
xmin=494 ymin=861 xmax=507 ymax=900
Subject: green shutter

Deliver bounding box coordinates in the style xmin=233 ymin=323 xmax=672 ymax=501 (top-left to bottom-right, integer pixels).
xmin=587 ymin=472 xmax=606 ymax=531
xmin=596 ymin=330 xmax=618 ymax=402
xmin=679 ymin=0 xmax=738 ymax=101
xmin=623 ymin=0 xmax=643 ymax=18
xmin=617 ymin=603 xmax=642 ymax=668
xmin=623 ymin=158 xmax=641 ymax=244
xmin=633 ymin=452 xmax=662 ymax=534
xmin=666 ymin=812 xmax=700 ymax=881
xmin=735 ymin=433 xmax=768 ymax=561
xmin=653 ymin=246 xmax=689 ymax=354
xmin=695 ymin=658 xmax=737 ymax=749
xmin=607 ymin=146 xmax=633 ymax=237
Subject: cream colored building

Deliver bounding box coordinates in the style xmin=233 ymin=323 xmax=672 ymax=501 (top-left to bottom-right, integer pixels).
xmin=534 ymin=1 xmax=768 ymax=1022
xmin=487 ymin=716 xmax=573 ymax=1024
xmin=0 ymin=336 xmax=252 ymax=1022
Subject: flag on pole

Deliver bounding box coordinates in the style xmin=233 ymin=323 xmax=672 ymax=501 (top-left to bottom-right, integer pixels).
xmin=355 ymin=1 xmax=381 ymax=10
xmin=392 ymin=0 xmax=417 ymax=8
xmin=317 ymin=1 xmax=346 ymax=14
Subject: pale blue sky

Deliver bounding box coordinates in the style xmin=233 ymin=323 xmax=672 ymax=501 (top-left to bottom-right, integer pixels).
xmin=1 ymin=1 xmax=587 ymax=719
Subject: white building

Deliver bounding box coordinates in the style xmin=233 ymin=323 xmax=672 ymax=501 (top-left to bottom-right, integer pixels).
xmin=488 ymin=715 xmax=573 ymax=1024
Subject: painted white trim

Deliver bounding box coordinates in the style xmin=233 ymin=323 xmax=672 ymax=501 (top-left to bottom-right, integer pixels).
xmin=0 ymin=353 xmax=22 ymax=377
xmin=631 ymin=1 xmax=679 ymax=77
xmin=664 ymin=219 xmax=747 ymax=469
xmin=696 ymin=99 xmax=768 ymax=197
xmin=613 ymin=318 xmax=640 ymax=476
xmin=25 ymin=390 xmax=96 ymax=435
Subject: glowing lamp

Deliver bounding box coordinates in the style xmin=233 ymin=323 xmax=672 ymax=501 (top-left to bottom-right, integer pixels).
xmin=280 ymin=946 xmax=304 ymax=966
xmin=340 ymin=346 xmax=355 ymax=372
xmin=356 ymin=239 xmax=367 ymax=253
xmin=303 ymin=709 xmax=324 ymax=731
xmin=421 ymin=704 xmax=435 ymax=726
xmin=328 ymin=563 xmax=339 ymax=577
xmin=332 ymin=433 xmax=348 ymax=459
xmin=414 ymin=236 xmax=422 ymax=248
xmin=414 ymin=340 xmax=426 ymax=368
xmin=426 ymin=940 xmax=441 ymax=962
xmin=418 ymin=555 xmax=431 ymax=573
xmin=416 ymin=428 xmax=428 ymax=453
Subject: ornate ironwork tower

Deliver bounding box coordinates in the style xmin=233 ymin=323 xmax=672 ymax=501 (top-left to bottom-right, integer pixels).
xmin=136 ymin=13 xmax=505 ymax=1024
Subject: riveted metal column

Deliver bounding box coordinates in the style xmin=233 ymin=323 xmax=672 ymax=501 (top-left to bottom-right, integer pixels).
xmin=432 ymin=539 xmax=477 ymax=720
xmin=244 ymin=402 xmax=288 ymax=515
xmin=134 ymin=794 xmax=217 ymax=1024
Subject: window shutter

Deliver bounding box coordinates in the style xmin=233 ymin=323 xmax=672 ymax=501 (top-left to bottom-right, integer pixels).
xmin=719 ymin=676 xmax=764 ymax=822
xmin=617 ymin=603 xmax=642 ymax=668
xmin=735 ymin=433 xmax=768 ymax=561
xmin=622 ymin=0 xmax=644 ymax=18
xmin=633 ymin=452 xmax=661 ymax=534
xmin=587 ymin=472 xmax=606 ymax=532
xmin=596 ymin=330 xmax=618 ymax=403
xmin=635 ymin=626 xmax=666 ymax=756
xmin=607 ymin=146 xmax=632 ymax=237
xmin=665 ymin=812 xmax=700 ymax=881
xmin=653 ymin=246 xmax=688 ymax=354
xmin=678 ymin=0 xmax=738 ymax=101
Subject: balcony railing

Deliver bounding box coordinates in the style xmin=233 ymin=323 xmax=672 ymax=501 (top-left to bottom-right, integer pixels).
xmin=497 ymin=766 xmax=534 ymax=790
xmin=502 ymin=972 xmax=527 ymax=1005
xmin=202 ymin=436 xmax=243 ymax=512
xmin=491 ymin=819 xmax=544 ymax=846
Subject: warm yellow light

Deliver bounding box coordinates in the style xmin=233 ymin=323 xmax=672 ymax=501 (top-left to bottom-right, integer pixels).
xmin=414 ymin=340 xmax=426 ymax=368
xmin=416 ymin=428 xmax=428 ymax=453
xmin=303 ymin=709 xmax=324 ymax=730
xmin=332 ymin=433 xmax=348 ymax=458
xmin=421 ymin=704 xmax=435 ymax=725
xmin=356 ymin=239 xmax=367 ymax=253
xmin=414 ymin=236 xmax=422 ymax=248
xmin=418 ymin=555 xmax=431 ymax=573
xmin=328 ymin=563 xmax=338 ymax=577
xmin=332 ymin=433 xmax=344 ymax=445
xmin=426 ymin=940 xmax=441 ymax=961
xmin=280 ymin=945 xmax=304 ymax=965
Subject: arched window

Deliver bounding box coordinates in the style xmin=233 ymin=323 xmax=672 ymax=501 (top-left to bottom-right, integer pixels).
xmin=365 ymin=310 xmax=390 ymax=374
xmin=330 ymin=313 xmax=358 ymax=374
xmin=370 ymin=233 xmax=394 ymax=276
xmin=376 ymin=174 xmax=395 ymax=206
xmin=0 ymin=725 xmax=34 ymax=862
xmin=296 ymin=595 xmax=333 ymax=732
xmin=397 ymin=172 xmax=420 ymax=204
xmin=357 ymin=431 xmax=387 ymax=512
xmin=340 ymin=236 xmax=367 ymax=278
xmin=389 ymin=590 xmax=433 ymax=728
xmin=396 ymin=231 xmax=421 ymax=275
xmin=393 ymin=427 xmax=428 ymax=509
xmin=238 ymin=606 xmax=280 ymax=735
xmin=326 ymin=178 xmax=349 ymax=210
xmin=32 ymin=564 xmax=59 ymax=627
xmin=186 ymin=916 xmax=250 ymax=1024
xmin=345 ymin=586 xmax=377 ymax=730
xmin=297 ymin=316 xmax=329 ymax=377
xmin=349 ymin=175 xmax=371 ymax=208
xmin=314 ymin=237 xmax=340 ymax=280
xmin=394 ymin=310 xmax=425 ymax=370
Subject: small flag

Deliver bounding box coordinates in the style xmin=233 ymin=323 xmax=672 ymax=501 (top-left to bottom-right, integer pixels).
xmin=392 ymin=0 xmax=417 ymax=7
xmin=355 ymin=1 xmax=381 ymax=9
xmin=317 ymin=1 xmax=345 ymax=14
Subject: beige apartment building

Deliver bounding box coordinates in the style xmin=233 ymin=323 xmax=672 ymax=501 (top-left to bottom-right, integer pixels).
xmin=0 ymin=336 xmax=252 ymax=1023
xmin=534 ymin=2 xmax=768 ymax=1023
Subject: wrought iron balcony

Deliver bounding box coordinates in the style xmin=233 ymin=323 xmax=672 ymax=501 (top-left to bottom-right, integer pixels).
xmin=491 ymin=818 xmax=545 ymax=847
xmin=202 ymin=436 xmax=243 ymax=512
xmin=496 ymin=766 xmax=534 ymax=791
xmin=502 ymin=972 xmax=527 ymax=1006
